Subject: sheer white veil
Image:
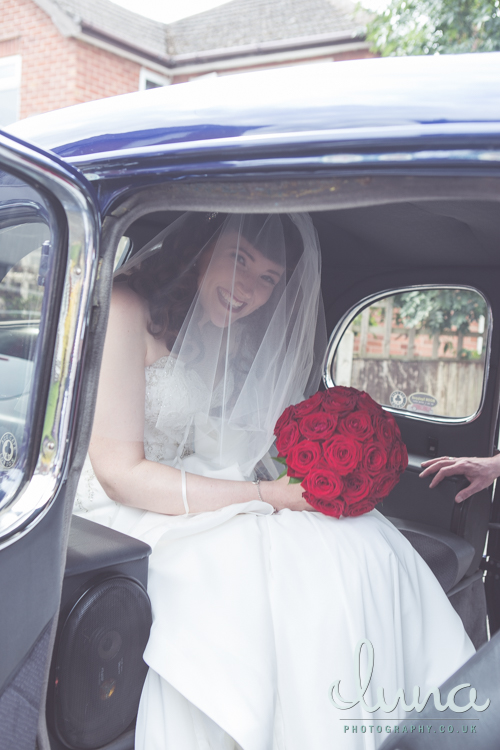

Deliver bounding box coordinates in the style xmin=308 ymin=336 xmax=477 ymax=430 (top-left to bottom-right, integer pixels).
xmin=116 ymin=212 xmax=327 ymax=480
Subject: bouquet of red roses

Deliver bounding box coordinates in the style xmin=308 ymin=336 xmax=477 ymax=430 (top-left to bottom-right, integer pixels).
xmin=274 ymin=386 xmax=408 ymax=518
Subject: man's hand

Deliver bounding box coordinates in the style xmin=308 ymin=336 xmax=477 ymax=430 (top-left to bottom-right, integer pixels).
xmin=419 ymin=454 xmax=500 ymax=503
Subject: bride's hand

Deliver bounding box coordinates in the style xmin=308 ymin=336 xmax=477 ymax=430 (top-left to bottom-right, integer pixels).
xmin=266 ymin=475 xmax=317 ymax=512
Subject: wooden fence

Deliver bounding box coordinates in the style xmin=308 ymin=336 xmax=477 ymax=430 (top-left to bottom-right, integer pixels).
xmin=349 ymin=358 xmax=484 ymax=418
xmin=333 ymin=299 xmax=488 ymax=418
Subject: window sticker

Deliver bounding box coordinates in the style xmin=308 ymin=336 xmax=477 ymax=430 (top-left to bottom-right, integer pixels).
xmin=389 ymin=390 xmax=407 ymax=409
xmin=407 ymin=393 xmax=438 ymax=415
xmin=0 ymin=431 xmax=17 ymax=469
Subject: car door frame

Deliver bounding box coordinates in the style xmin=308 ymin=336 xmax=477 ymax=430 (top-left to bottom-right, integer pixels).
xmin=0 ymin=130 xmax=100 ymax=750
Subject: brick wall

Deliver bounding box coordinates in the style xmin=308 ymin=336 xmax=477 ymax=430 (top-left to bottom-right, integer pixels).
xmin=74 ymin=40 xmax=141 ymax=105
xmin=1 ymin=0 xmax=141 ymax=119
xmin=1 ymin=0 xmax=375 ymax=120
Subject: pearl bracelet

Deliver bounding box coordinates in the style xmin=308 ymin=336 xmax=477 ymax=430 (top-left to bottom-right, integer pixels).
xmin=252 ymin=478 xmax=278 ymax=513
xmin=252 ymin=478 xmax=264 ymax=502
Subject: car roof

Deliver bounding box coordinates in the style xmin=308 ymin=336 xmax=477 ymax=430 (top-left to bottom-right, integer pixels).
xmin=7 ymin=53 xmax=500 ymax=162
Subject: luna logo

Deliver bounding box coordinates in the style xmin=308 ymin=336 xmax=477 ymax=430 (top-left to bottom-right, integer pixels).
xmin=329 ymin=639 xmax=490 ymax=714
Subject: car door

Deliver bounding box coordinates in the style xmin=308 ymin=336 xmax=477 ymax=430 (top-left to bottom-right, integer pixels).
xmin=0 ymin=131 xmax=100 ymax=750
xmin=319 ymin=220 xmax=500 ymax=648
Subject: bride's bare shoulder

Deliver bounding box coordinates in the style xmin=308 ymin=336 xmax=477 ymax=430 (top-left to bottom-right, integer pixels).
xmin=110 ymin=281 xmax=148 ymax=325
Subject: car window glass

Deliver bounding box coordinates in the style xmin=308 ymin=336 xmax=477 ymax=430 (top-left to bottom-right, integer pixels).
xmin=113 ymin=235 xmax=131 ymax=270
xmin=330 ymin=287 xmax=490 ymax=419
xmin=0 ymin=170 xmax=58 ymax=501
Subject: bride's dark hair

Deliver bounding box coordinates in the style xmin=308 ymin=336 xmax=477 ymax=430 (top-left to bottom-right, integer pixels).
xmin=123 ymin=212 xmax=303 ymax=351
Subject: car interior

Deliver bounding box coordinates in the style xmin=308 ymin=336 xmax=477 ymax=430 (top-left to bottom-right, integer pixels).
xmin=112 ymin=187 xmax=499 ymax=646
xmin=2 ymin=171 xmax=500 ymax=749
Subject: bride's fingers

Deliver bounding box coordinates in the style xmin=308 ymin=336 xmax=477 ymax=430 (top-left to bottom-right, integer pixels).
xmin=299 ymin=496 xmax=317 ymax=511
xmin=272 ymin=475 xmax=308 ymax=512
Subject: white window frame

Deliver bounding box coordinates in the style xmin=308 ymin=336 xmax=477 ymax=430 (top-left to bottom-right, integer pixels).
xmin=0 ymin=55 xmax=22 ymax=126
xmin=139 ymin=68 xmax=171 ymax=91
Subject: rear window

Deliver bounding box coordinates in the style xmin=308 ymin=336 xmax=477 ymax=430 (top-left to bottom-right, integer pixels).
xmin=327 ymin=286 xmax=490 ymax=420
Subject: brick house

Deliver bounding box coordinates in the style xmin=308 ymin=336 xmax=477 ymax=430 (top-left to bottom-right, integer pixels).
xmin=0 ymin=0 xmax=373 ymax=127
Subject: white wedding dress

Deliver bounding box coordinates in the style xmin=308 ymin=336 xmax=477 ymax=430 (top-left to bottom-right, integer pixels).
xmin=74 ymin=356 xmax=475 ymax=750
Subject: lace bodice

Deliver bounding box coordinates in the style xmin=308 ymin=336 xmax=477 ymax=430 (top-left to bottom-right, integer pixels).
xmin=144 ymin=356 xmax=208 ymax=465
xmin=74 ymin=356 xmax=209 ymax=516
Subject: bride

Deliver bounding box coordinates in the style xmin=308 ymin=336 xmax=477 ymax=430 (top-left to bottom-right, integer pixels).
xmin=74 ymin=212 xmax=474 ymax=750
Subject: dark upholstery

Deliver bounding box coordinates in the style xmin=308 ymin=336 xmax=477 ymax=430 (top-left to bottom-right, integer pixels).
xmin=403 ymin=529 xmax=462 ymax=593
xmin=448 ymin=575 xmax=488 ymax=650
xmin=388 ymin=517 xmax=475 ymax=594
xmin=0 ymin=621 xmax=52 ymax=750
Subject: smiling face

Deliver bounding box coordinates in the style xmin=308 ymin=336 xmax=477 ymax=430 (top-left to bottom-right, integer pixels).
xmin=197 ymin=230 xmax=285 ymax=327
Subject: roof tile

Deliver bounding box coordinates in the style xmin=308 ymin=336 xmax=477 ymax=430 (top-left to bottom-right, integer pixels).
xmin=166 ymin=0 xmax=364 ymax=55
xmin=44 ymin=0 xmax=364 ymax=61
xmin=53 ymin=0 xmax=167 ymax=57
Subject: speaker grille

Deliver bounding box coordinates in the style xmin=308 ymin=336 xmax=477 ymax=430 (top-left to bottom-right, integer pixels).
xmin=53 ymin=576 xmax=152 ymax=749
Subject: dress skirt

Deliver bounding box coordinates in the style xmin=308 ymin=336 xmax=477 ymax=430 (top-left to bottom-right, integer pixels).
xmin=74 ymin=459 xmax=475 ymax=750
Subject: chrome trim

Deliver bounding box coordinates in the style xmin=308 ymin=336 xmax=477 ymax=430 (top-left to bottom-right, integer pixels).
xmin=321 ymin=149 xmax=500 ymax=166
xmin=324 ymin=284 xmax=493 ymax=425
xmin=0 ymin=134 xmax=99 ymax=550
xmin=63 ymin=126 xmax=500 ymax=171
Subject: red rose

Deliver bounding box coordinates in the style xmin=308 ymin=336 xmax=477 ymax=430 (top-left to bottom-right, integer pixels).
xmin=387 ymin=442 xmax=409 ymax=473
xmin=338 ymin=410 xmax=375 ymax=442
xmin=373 ymin=414 xmax=398 ymax=448
xmin=363 ymin=444 xmax=388 ymax=475
xmin=343 ymin=498 xmax=377 ymax=517
xmin=342 ymin=471 xmax=373 ymax=505
xmin=371 ymin=472 xmax=400 ymax=499
xmin=304 ymin=492 xmax=346 ymax=519
xmin=286 ymin=462 xmax=305 ymax=479
xmin=293 ymin=391 xmax=324 ymax=417
xmin=302 ymin=467 xmax=344 ymax=500
xmin=299 ymin=412 xmax=338 ymax=441
xmin=274 ymin=404 xmax=295 ymax=435
xmin=287 ymin=440 xmax=322 ymax=476
xmin=322 ymin=386 xmax=359 ymax=414
xmin=356 ymin=391 xmax=384 ymax=414
xmin=387 ymin=412 xmax=403 ymax=439
xmin=323 ymin=435 xmax=361 ymax=476
xmin=275 ymin=421 xmax=300 ymax=456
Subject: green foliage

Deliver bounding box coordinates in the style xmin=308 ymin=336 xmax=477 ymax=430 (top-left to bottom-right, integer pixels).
xmin=272 ymin=456 xmax=303 ymax=482
xmin=0 ymin=290 xmax=42 ymax=320
xmin=273 ymin=455 xmax=289 ymax=479
xmin=394 ymin=288 xmax=487 ymax=334
xmin=366 ymin=0 xmax=500 ymax=56
xmin=458 ymin=347 xmax=483 ymax=359
xmin=273 ymin=456 xmax=287 ymax=465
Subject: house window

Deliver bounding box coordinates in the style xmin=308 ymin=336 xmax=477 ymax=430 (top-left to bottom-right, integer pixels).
xmin=139 ymin=68 xmax=171 ymax=91
xmin=0 ymin=55 xmax=21 ymax=127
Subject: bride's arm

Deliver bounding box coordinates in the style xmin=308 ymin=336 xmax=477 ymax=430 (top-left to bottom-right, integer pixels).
xmin=89 ymin=284 xmax=310 ymax=515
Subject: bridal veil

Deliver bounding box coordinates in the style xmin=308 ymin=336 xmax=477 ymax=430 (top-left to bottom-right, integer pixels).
xmin=114 ymin=212 xmax=327 ymax=479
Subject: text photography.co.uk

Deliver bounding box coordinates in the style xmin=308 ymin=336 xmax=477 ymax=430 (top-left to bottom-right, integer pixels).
xmin=332 ymin=639 xmax=490 ymax=737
